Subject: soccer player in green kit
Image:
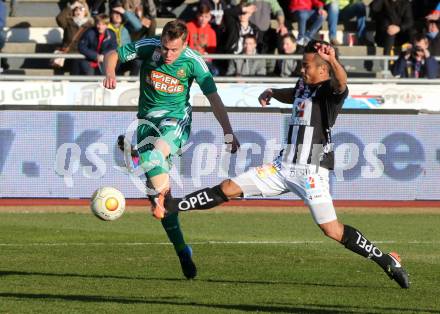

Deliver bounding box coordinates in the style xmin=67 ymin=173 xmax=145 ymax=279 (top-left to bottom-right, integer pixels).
xmin=103 ymin=20 xmax=240 ymax=279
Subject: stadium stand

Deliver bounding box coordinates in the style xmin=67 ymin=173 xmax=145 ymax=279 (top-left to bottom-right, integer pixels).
xmin=1 ymin=0 xmax=385 ymax=77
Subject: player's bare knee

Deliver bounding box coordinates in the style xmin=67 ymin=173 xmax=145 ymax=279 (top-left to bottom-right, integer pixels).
xmin=323 ymin=229 xmax=340 ymax=241
xmin=154 ymin=139 xmax=171 ymax=158
xmin=220 ymin=179 xmax=242 ymax=199
xmin=319 ymin=221 xmax=344 ymax=241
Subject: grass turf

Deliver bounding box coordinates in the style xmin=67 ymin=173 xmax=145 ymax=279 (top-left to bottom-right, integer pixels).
xmin=0 ymin=211 xmax=439 ymax=313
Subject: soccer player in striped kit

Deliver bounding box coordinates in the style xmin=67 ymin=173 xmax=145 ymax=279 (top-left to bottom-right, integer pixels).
xmin=164 ymin=40 xmax=410 ymax=288
xmin=103 ymin=20 xmax=240 ymax=279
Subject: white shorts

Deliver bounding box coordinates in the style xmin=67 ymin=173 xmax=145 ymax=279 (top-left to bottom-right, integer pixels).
xmin=231 ymin=163 xmax=337 ymax=224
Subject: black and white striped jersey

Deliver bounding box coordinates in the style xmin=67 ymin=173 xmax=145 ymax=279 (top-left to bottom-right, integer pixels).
xmin=279 ymin=78 xmax=348 ymax=170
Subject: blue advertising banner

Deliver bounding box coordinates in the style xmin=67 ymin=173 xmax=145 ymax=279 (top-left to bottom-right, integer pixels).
xmin=1 ymin=110 xmax=439 ymax=200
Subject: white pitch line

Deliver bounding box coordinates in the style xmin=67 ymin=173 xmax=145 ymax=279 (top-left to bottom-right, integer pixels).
xmin=0 ymin=241 xmax=322 ymax=247
xmin=0 ymin=240 xmax=438 ymax=247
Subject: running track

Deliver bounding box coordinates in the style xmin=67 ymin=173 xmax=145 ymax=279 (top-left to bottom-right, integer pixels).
xmin=0 ymin=199 xmax=439 ymax=208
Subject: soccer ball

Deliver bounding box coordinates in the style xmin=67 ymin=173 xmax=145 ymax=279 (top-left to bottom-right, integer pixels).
xmin=90 ymin=187 xmax=126 ymax=221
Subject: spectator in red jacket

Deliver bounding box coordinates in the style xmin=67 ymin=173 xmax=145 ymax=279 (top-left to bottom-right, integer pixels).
xmin=186 ymin=3 xmax=217 ymax=55
xmin=186 ymin=3 xmax=218 ymax=74
xmin=289 ymin=0 xmax=327 ymax=46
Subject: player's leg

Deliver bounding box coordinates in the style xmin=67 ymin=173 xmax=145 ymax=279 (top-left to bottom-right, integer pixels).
xmin=165 ymin=179 xmax=239 ymax=212
xmin=117 ymin=134 xmax=140 ymax=170
xmin=143 ymin=138 xmax=172 ymax=219
xmin=335 ymin=222 xmax=409 ymax=288
xmin=166 ymin=163 xmax=286 ymax=212
xmin=318 ymin=218 xmax=409 ymax=288
xmin=137 ymin=119 xmax=183 ymax=218
xmin=163 ymin=162 xmax=287 ymax=278
xmin=137 ymin=119 xmax=197 ymax=279
xmin=116 ymin=132 xmax=172 ymax=215
xmin=289 ymin=167 xmax=410 ymax=288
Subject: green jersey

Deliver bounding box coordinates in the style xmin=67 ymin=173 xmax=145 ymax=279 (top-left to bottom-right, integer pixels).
xmin=117 ymin=37 xmax=217 ymax=120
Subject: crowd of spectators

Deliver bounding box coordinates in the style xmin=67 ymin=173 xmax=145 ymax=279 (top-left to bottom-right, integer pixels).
xmin=226 ymin=33 xmax=267 ymax=75
xmin=392 ymin=33 xmax=438 ymax=78
xmin=1 ymin=0 xmax=440 ymax=77
xmin=0 ymin=0 xmax=9 ymax=72
xmin=78 ymin=13 xmax=117 ymax=75
xmin=186 ymin=3 xmax=219 ymax=74
xmin=325 ymin=0 xmax=368 ymax=46
xmin=275 ymin=33 xmax=299 ymax=76
xmin=55 ymin=0 xmax=94 ymax=74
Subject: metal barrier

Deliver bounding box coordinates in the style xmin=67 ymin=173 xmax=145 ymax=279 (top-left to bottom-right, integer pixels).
xmin=1 ymin=52 xmax=440 ymax=80
xmin=1 ymin=74 xmax=440 ymax=84
xmin=2 ymin=53 xmax=440 ymax=69
xmin=0 ymin=53 xmax=407 ymax=60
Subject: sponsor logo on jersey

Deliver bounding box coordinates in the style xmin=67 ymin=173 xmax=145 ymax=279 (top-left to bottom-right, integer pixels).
xmin=291 ymin=99 xmax=309 ymax=125
xmin=296 ymin=79 xmax=304 ymax=96
xmin=308 ymin=193 xmax=323 ymax=201
xmin=152 ymin=49 xmax=161 ymax=62
xmin=295 ymin=80 xmax=311 ymax=99
xmin=294 ymin=101 xmax=305 ymax=117
xmin=305 ymin=176 xmax=315 ymax=189
xmin=288 ymin=166 xmax=311 ymax=178
xmin=256 ymin=164 xmax=278 ymax=178
xmin=148 ymin=71 xmax=184 ymax=94
xmin=176 ymin=68 xmax=186 ymax=79
xmin=303 ymin=86 xmax=311 ymax=98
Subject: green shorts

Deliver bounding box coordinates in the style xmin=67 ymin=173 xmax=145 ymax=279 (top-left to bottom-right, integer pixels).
xmin=137 ymin=117 xmax=191 ymax=177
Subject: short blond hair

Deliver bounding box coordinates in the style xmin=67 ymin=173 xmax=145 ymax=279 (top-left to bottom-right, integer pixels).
xmin=162 ymin=20 xmax=188 ymax=43
xmin=93 ymin=13 xmax=110 ymax=25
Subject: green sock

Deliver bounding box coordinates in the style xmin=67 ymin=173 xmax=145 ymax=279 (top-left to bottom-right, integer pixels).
xmin=161 ymin=211 xmax=186 ymax=253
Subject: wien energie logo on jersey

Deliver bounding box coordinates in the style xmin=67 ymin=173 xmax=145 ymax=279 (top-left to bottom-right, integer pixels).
xmin=148 ymin=71 xmax=184 ymax=94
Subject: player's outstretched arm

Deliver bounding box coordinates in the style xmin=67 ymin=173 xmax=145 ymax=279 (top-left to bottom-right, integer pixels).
xmin=206 ymin=92 xmax=240 ymax=153
xmin=103 ymin=50 xmax=119 ymax=89
xmin=258 ymin=88 xmax=294 ymax=106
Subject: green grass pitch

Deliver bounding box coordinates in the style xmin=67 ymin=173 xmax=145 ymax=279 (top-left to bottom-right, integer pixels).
xmin=0 ymin=211 xmax=439 ymax=313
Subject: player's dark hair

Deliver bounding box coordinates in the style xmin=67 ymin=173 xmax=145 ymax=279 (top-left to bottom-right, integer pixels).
xmin=304 ymin=39 xmax=339 ymax=60
xmin=243 ymin=33 xmax=257 ymax=43
xmin=413 ymin=33 xmax=428 ymax=43
xmin=426 ymin=18 xmax=440 ymax=26
xmin=281 ymin=33 xmax=296 ymax=44
xmin=162 ymin=20 xmax=188 ymax=42
xmin=304 ymin=39 xmax=340 ymax=76
xmin=197 ymin=3 xmax=211 ymax=15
